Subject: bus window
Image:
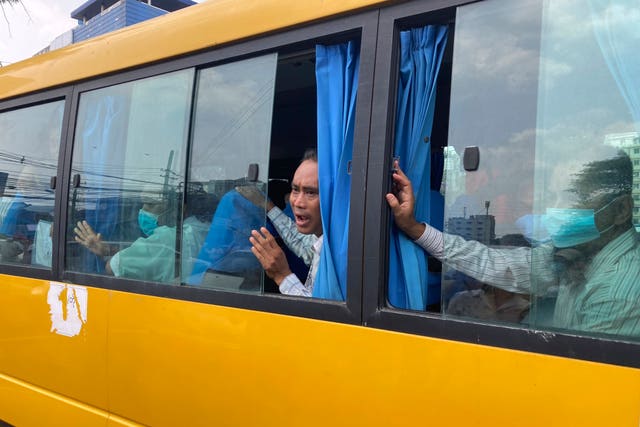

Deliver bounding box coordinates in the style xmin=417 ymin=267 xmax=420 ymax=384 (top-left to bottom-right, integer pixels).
xmin=185 ymin=38 xmax=359 ymax=301
xmin=184 ymin=54 xmax=278 ymax=292
xmin=67 ymin=69 xmax=194 ymax=284
xmin=389 ymin=0 xmax=640 ymax=341
xmin=0 ymin=101 xmax=63 ymax=268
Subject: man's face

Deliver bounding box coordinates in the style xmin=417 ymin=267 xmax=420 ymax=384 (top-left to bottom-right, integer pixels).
xmin=289 ymin=160 xmax=322 ymax=236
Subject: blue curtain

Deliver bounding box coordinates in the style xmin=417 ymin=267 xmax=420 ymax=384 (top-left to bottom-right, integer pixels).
xmin=313 ymin=41 xmax=360 ymax=300
xmin=588 ymin=0 xmax=640 ymax=132
xmin=388 ymin=25 xmax=448 ymax=310
xmin=77 ymin=95 xmax=127 ymax=273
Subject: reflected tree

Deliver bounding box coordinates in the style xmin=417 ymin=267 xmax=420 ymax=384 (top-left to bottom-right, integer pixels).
xmin=1 ymin=0 xmax=28 ymax=41
xmin=568 ymin=152 xmax=633 ymax=206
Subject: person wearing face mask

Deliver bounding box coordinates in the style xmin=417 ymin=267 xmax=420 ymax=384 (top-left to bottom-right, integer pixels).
xmin=74 ymin=187 xmax=211 ymax=283
xmin=387 ymin=152 xmax=640 ymax=338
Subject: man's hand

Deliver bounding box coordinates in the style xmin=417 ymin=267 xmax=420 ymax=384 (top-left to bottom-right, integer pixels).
xmin=249 ymin=227 xmax=292 ymax=285
xmin=236 ymin=186 xmax=275 ymax=211
xmin=385 ymin=160 xmax=425 ymax=240
xmin=74 ymin=220 xmax=110 ymax=256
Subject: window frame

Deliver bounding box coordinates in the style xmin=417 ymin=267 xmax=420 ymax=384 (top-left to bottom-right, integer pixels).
xmin=0 ymin=87 xmax=73 ymax=281
xmin=55 ymin=8 xmax=379 ymax=325
xmin=362 ymin=0 xmax=640 ymax=368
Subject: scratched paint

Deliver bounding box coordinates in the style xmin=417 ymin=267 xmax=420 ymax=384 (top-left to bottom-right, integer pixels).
xmin=47 ymin=282 xmax=88 ymax=337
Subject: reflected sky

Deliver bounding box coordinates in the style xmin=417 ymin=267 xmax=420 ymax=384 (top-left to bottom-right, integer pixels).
xmin=189 ymin=54 xmax=277 ymax=184
xmin=0 ymin=101 xmax=63 ymax=205
xmin=446 ymin=0 xmax=640 ymax=236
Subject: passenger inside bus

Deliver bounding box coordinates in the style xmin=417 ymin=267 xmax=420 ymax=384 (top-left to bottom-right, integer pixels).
xmin=444 ymin=234 xmax=531 ymax=322
xmin=73 ymin=187 xmax=211 ymax=283
xmin=186 ymin=186 xmax=264 ymax=289
xmin=186 ymin=177 xmax=309 ymax=291
xmin=238 ymin=149 xmax=322 ymax=297
xmin=0 ymin=167 xmax=54 ymax=265
xmin=387 ymin=153 xmax=640 ymax=338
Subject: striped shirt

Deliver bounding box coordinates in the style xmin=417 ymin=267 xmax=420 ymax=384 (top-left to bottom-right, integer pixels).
xmin=267 ymin=207 xmax=321 ymax=297
xmin=416 ymin=225 xmax=640 ymax=339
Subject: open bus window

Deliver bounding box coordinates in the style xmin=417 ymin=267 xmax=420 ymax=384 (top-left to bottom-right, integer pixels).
xmin=184 ymin=39 xmax=359 ymax=301
xmin=388 ymin=0 xmax=640 ymax=342
xmin=0 ymin=101 xmax=63 ymax=268
xmin=66 ymin=69 xmax=194 ymax=283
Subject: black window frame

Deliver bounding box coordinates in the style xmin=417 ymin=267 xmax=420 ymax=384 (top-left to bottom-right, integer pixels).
xmin=55 ymin=8 xmax=379 ymax=325
xmin=362 ymin=0 xmax=640 ymax=368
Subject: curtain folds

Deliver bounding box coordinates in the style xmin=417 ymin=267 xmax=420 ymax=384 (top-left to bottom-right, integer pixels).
xmin=313 ymin=41 xmax=360 ymax=301
xmin=588 ymin=0 xmax=640 ymax=132
xmin=388 ymin=25 xmax=448 ymax=310
xmin=77 ymin=95 xmax=127 ymax=273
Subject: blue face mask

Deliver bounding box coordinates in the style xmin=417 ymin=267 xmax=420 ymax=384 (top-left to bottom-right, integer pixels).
xmin=138 ymin=209 xmax=159 ymax=236
xmin=543 ymin=198 xmax=617 ymax=248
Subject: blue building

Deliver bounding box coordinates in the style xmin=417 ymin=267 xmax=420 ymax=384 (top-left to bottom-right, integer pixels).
xmin=71 ymin=0 xmax=196 ymax=43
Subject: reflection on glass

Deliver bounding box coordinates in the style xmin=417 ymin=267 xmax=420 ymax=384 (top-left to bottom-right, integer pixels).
xmin=443 ymin=0 xmax=541 ymax=324
xmin=439 ymin=0 xmax=640 ymax=341
xmin=0 ymin=101 xmax=63 ymax=268
xmin=184 ymin=54 xmax=278 ymax=292
xmin=67 ymin=70 xmax=194 ymax=284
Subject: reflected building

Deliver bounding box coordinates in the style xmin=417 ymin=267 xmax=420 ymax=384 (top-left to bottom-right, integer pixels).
xmin=447 ymin=214 xmax=496 ymax=244
xmin=604 ymin=132 xmax=640 ymax=226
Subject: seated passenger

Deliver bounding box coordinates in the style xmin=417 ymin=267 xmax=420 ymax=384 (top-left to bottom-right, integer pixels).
xmin=387 ymin=154 xmax=640 ymax=338
xmin=187 ymin=188 xmax=264 ymax=287
xmin=0 ymin=194 xmax=42 ymax=263
xmin=74 ymin=189 xmax=211 ymax=283
xmin=238 ymin=149 xmax=321 ymax=297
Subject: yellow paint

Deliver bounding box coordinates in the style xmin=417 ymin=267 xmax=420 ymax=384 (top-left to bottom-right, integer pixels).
xmin=0 ymin=0 xmax=389 ymax=100
xmin=1 ymin=274 xmax=638 ymax=426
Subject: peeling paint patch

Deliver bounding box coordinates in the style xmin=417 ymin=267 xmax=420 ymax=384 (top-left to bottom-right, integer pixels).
xmin=47 ymin=282 xmax=88 ymax=337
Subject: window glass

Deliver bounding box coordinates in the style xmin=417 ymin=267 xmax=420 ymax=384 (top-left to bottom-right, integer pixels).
xmin=435 ymin=0 xmax=640 ymax=341
xmin=184 ymin=54 xmax=278 ymax=292
xmin=0 ymin=101 xmax=63 ymax=268
xmin=67 ymin=70 xmax=194 ymax=283
xmin=183 ymin=41 xmax=357 ymax=301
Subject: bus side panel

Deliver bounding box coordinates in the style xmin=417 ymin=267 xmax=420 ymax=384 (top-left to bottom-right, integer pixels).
xmin=0 ymin=372 xmax=111 ymax=427
xmin=0 ymin=275 xmax=109 ymax=422
xmin=106 ymin=290 xmax=640 ymax=427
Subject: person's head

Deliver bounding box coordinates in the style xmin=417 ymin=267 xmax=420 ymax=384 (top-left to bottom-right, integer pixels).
xmin=545 ymin=152 xmax=634 ymax=254
xmin=185 ymin=186 xmax=217 ymax=223
xmin=289 ymin=149 xmax=322 ymax=236
xmin=138 ymin=185 xmax=170 ymax=236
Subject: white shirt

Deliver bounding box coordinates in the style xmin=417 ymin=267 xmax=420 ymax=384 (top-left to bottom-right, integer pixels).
xmin=267 ymin=207 xmax=321 ymax=297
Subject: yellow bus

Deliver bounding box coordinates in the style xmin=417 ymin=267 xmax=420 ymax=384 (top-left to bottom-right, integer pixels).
xmin=1 ymin=0 xmax=639 ymax=425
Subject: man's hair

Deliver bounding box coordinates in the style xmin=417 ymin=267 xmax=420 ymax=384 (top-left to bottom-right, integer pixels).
xmin=301 ymin=148 xmax=317 ymax=163
xmin=185 ymin=184 xmax=218 ymax=222
xmin=568 ymin=151 xmax=633 ymax=205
